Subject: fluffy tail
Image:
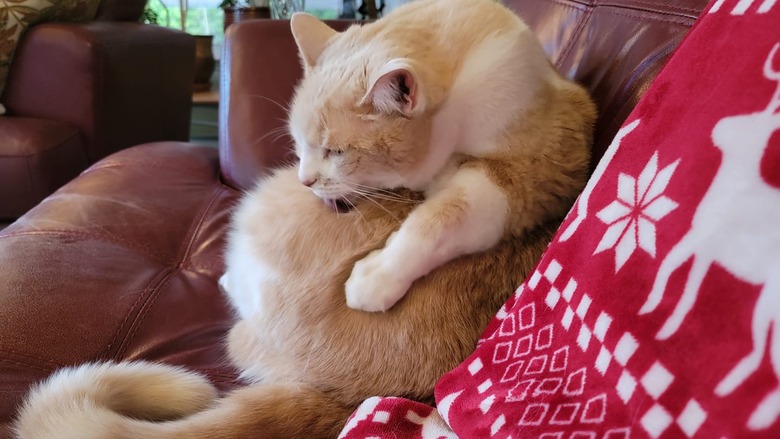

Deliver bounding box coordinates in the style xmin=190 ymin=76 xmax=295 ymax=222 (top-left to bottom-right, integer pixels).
xmin=14 ymin=362 xmax=354 ymax=439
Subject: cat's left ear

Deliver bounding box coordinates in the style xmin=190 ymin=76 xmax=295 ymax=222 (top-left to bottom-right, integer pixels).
xmin=291 ymin=13 xmax=338 ymax=71
xmin=362 ymin=59 xmax=424 ymax=117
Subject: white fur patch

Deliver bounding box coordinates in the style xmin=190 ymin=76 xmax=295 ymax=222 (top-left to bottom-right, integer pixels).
xmin=223 ymin=237 xmax=277 ymax=320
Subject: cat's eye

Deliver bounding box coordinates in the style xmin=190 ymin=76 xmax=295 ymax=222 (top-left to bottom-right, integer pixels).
xmin=324 ymin=149 xmax=343 ymax=159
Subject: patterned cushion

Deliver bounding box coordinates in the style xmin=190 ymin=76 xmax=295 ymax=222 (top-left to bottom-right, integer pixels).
xmin=0 ymin=0 xmax=102 ymax=115
xmin=339 ymin=0 xmax=780 ymax=437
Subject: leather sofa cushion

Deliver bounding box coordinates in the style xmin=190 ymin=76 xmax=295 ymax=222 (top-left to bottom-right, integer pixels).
xmin=0 ymin=143 xmax=241 ymax=428
xmin=0 ymin=0 xmax=101 ymax=112
xmin=0 ymin=118 xmax=87 ymax=219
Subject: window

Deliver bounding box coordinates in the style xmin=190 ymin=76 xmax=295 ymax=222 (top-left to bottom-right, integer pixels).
xmin=144 ymin=0 xmax=410 ymax=58
xmin=145 ymin=0 xmax=362 ymax=58
xmin=145 ymin=1 xmax=225 ymax=57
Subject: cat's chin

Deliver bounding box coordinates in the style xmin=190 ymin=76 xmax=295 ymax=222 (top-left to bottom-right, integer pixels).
xmin=322 ymin=198 xmax=354 ymax=213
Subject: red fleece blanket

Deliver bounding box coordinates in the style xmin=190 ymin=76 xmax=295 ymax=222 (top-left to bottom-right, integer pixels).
xmin=339 ymin=1 xmax=780 ymax=437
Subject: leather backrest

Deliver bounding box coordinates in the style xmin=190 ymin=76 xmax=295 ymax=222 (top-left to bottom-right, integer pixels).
xmin=503 ymin=0 xmax=708 ymax=162
xmin=219 ymin=0 xmax=707 ymax=190
xmin=219 ymin=20 xmax=354 ymax=189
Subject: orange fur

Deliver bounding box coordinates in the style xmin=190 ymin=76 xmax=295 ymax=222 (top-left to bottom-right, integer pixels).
xmin=15 ymin=168 xmax=557 ymax=438
xmin=287 ymin=0 xmax=595 ymax=312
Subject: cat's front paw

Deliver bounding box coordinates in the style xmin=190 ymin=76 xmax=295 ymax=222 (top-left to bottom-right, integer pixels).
xmin=345 ymin=250 xmax=411 ymax=312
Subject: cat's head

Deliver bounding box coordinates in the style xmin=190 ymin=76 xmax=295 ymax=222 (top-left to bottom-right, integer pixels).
xmin=287 ymin=14 xmax=433 ymax=209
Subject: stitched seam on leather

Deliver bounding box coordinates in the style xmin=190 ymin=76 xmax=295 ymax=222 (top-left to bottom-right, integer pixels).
xmin=599 ymin=6 xmax=696 ymax=27
xmin=0 ymin=350 xmax=61 ymax=368
xmin=112 ymin=268 xmax=177 ymax=360
xmin=179 ymin=187 xmax=236 ymax=277
xmin=177 ymin=188 xmax=223 ymax=269
xmin=90 ymin=288 xmax=151 ymax=357
xmin=603 ymin=0 xmax=702 ymax=15
xmin=541 ymin=0 xmax=592 ymax=7
xmin=601 ymin=42 xmax=679 ymax=137
xmin=538 ymin=0 xmax=590 ymax=10
xmin=102 ymin=270 xmax=170 ymax=359
xmin=95 ymin=288 xmax=154 ymax=357
xmin=111 ymin=188 xmax=224 ymax=360
xmin=597 ymin=4 xmax=700 ymax=23
xmin=0 ymin=358 xmax=54 ymax=373
xmin=0 ymin=230 xmax=170 ymax=265
xmin=533 ymin=0 xmax=590 ymax=70
xmin=557 ymin=3 xmax=594 ymax=70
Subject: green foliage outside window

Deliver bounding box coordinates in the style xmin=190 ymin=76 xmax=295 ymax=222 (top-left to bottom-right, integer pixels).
xmin=143 ymin=0 xmax=338 ymax=53
xmin=145 ymin=0 xmax=225 ymax=54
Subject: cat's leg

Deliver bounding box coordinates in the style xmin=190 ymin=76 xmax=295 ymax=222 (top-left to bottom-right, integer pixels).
xmin=346 ymin=166 xmax=508 ymax=312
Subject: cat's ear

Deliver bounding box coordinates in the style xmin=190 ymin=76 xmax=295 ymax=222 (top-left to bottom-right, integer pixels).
xmin=362 ymin=60 xmax=423 ymax=117
xmin=290 ymin=13 xmax=338 ymax=70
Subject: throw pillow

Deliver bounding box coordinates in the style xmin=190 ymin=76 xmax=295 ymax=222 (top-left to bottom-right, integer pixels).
xmin=339 ymin=0 xmax=780 ymax=437
xmin=0 ymin=0 xmax=102 ymax=115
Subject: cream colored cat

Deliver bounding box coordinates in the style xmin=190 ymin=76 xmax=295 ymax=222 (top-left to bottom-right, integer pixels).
xmin=287 ymin=0 xmax=594 ymax=312
xmin=14 ymin=0 xmax=595 ymax=437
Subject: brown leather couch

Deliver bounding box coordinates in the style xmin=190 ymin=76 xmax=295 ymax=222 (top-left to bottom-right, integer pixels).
xmin=0 ymin=0 xmax=195 ymax=221
xmin=0 ymin=0 xmax=708 ymax=436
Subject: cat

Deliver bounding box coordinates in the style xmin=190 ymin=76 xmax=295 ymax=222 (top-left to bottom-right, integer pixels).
xmin=13 ymin=0 xmax=596 ymax=437
xmin=286 ymin=0 xmax=595 ymax=312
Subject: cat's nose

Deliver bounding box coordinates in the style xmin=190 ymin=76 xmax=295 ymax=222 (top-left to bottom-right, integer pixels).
xmin=301 ymin=177 xmax=317 ymax=187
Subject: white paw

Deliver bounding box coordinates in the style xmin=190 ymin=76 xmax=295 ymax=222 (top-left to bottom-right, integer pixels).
xmin=345 ymin=249 xmax=412 ymax=312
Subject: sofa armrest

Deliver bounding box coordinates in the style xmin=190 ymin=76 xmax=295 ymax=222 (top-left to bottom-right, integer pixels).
xmin=219 ymin=19 xmax=355 ymax=190
xmin=3 ymin=22 xmax=195 ymax=162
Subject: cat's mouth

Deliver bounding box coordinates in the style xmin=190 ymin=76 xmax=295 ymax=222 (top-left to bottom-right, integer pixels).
xmin=322 ymin=198 xmax=354 ymax=213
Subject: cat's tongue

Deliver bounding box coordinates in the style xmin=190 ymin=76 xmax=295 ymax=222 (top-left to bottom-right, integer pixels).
xmin=323 ymin=198 xmax=353 ymax=213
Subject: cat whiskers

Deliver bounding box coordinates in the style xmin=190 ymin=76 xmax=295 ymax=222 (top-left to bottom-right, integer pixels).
xmin=358 ymin=195 xmax=401 ymax=223
xmin=354 ymin=191 xmax=414 ymax=207
xmin=246 ymin=95 xmax=294 ymax=145
xmin=341 ymin=196 xmax=367 ymax=224
xmin=350 ymin=184 xmax=418 ymax=204
xmin=253 ymin=123 xmax=293 ymax=145
xmin=248 ymin=94 xmax=291 ymax=113
xmin=350 ymin=191 xmax=402 ymax=224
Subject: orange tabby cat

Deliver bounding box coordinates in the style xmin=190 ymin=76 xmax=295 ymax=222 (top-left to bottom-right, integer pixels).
xmin=14 ymin=0 xmax=595 ymax=437
xmin=287 ymin=0 xmax=594 ymax=312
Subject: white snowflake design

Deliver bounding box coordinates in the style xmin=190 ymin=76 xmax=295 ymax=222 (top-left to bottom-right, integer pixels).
xmin=594 ymin=152 xmax=681 ymax=271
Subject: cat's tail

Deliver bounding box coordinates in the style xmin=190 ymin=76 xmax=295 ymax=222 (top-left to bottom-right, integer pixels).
xmin=14 ymin=361 xmax=354 ymax=439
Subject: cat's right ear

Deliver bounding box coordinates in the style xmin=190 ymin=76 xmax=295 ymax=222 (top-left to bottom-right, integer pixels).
xmin=361 ymin=59 xmax=424 ymax=118
xmin=290 ymin=13 xmax=338 ymax=72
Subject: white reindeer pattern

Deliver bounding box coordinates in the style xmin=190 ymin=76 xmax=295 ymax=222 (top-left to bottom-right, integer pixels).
xmin=640 ymin=43 xmax=780 ymax=430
